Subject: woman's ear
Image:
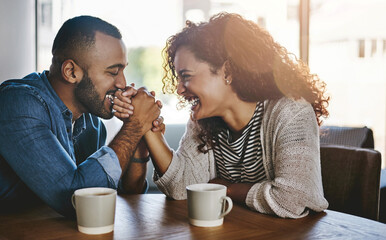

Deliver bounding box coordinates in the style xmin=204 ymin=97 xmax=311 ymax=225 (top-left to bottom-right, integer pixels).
xmin=222 ymin=60 xmax=232 ymax=84
xmin=61 ymin=59 xmax=83 ymax=84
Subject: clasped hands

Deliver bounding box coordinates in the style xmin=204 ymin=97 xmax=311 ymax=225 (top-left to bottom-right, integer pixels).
xmin=110 ymin=84 xmax=164 ymax=134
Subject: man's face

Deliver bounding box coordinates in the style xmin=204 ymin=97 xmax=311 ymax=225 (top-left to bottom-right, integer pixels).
xmin=74 ymin=31 xmax=128 ymax=119
xmin=74 ymin=70 xmax=114 ymax=119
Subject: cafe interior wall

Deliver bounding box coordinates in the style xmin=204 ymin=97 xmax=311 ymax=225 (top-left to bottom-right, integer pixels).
xmin=0 ymin=0 xmax=36 ymax=83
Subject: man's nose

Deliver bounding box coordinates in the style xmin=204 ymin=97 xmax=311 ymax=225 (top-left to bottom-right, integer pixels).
xmin=115 ymin=73 xmax=126 ymax=89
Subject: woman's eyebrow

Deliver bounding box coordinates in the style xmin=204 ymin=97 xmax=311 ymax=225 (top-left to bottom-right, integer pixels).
xmin=178 ymin=69 xmax=192 ymax=75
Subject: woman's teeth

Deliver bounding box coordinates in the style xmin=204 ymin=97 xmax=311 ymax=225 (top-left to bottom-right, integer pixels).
xmin=189 ymin=98 xmax=199 ymax=106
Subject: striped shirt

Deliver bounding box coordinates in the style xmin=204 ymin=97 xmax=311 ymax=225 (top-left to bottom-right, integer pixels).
xmin=214 ymin=102 xmax=266 ymax=183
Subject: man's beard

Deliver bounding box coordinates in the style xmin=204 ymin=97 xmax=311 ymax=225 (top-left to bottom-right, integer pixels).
xmin=74 ymin=71 xmax=113 ymax=119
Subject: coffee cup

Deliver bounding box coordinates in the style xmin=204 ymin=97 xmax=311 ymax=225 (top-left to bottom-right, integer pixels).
xmin=186 ymin=183 xmax=233 ymax=227
xmin=71 ymin=187 xmax=117 ymax=235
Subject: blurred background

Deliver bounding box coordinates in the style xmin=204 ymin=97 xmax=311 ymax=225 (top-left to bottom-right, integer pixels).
xmin=1 ymin=0 xmax=385 ymax=167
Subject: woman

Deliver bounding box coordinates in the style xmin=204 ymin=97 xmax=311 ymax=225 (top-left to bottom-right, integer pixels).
xmin=144 ymin=12 xmax=329 ymax=218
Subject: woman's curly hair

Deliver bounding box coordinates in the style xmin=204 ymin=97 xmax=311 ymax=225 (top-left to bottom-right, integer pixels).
xmin=162 ymin=12 xmax=329 ymax=153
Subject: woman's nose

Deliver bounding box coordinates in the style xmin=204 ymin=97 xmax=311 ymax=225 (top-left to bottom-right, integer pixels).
xmin=176 ymin=81 xmax=186 ymax=95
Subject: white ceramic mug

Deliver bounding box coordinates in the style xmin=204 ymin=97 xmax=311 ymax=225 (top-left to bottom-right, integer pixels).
xmin=186 ymin=183 xmax=233 ymax=227
xmin=71 ymin=187 xmax=117 ymax=235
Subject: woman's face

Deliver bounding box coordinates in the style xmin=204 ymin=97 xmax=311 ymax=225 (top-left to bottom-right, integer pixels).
xmin=174 ymin=46 xmax=233 ymax=120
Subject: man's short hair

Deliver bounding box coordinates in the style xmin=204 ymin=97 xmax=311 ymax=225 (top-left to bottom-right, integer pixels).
xmin=51 ymin=15 xmax=122 ymax=70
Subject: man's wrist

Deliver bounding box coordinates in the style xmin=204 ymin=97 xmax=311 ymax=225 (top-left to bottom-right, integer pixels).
xmin=131 ymin=156 xmax=150 ymax=163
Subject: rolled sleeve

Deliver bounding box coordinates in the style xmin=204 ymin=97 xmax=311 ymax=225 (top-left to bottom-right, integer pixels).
xmin=89 ymin=146 xmax=122 ymax=188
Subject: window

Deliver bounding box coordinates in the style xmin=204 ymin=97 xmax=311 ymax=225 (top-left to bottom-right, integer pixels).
xmin=383 ymin=39 xmax=386 ymax=55
xmin=371 ymin=39 xmax=377 ymax=57
xmin=37 ymin=0 xmax=300 ymax=142
xmin=358 ymin=39 xmax=365 ymax=58
xmin=36 ymin=0 xmax=386 ymax=166
xmin=40 ymin=1 xmax=52 ymax=28
xmin=309 ymin=0 xmax=386 ymax=166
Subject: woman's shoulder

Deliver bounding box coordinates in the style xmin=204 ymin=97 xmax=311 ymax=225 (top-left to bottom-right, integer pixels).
xmin=186 ymin=118 xmax=198 ymax=133
xmin=263 ymin=97 xmax=316 ymax=127
xmin=265 ymin=97 xmax=313 ymax=116
xmin=180 ymin=118 xmax=201 ymax=143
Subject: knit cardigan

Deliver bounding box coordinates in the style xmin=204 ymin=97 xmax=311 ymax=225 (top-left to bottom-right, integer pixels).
xmin=154 ymin=97 xmax=329 ymax=218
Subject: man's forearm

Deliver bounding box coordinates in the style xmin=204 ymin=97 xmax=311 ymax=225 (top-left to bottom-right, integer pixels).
xmin=108 ymin=118 xmax=143 ymax=173
xmin=120 ymin=138 xmax=149 ymax=193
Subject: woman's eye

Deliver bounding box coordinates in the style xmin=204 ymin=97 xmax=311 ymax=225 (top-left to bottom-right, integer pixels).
xmin=181 ymin=75 xmax=191 ymax=81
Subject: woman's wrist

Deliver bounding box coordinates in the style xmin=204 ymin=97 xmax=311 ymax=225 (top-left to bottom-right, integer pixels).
xmin=144 ymin=129 xmax=162 ymax=141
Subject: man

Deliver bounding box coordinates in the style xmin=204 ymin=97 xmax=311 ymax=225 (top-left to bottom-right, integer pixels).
xmin=0 ymin=16 xmax=161 ymax=216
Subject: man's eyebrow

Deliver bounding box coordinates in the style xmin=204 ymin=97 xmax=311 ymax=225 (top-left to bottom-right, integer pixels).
xmin=106 ymin=63 xmax=127 ymax=69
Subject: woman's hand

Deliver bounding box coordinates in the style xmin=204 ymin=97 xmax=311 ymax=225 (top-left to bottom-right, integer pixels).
xmin=148 ymin=90 xmax=164 ymax=132
xmin=209 ymin=178 xmax=253 ymax=205
xmin=209 ymin=177 xmax=232 ymax=188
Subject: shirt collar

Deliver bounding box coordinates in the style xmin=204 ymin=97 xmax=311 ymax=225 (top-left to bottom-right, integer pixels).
xmin=41 ymin=70 xmax=86 ymax=138
xmin=41 ymin=70 xmax=69 ymax=115
xmin=73 ymin=114 xmax=87 ymax=138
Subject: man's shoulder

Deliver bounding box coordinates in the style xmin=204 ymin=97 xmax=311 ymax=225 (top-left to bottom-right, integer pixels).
xmin=0 ymin=72 xmax=46 ymax=95
xmin=0 ymin=73 xmax=54 ymax=118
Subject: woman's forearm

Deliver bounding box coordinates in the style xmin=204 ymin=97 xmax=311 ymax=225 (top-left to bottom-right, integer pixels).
xmin=144 ymin=130 xmax=173 ymax=176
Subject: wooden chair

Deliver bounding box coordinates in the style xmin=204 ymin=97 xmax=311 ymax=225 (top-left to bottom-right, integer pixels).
xmin=320 ymin=145 xmax=381 ymax=221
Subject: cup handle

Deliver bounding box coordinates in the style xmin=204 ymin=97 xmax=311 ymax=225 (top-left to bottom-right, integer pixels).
xmin=220 ymin=196 xmax=233 ymax=218
xmin=71 ymin=194 xmax=76 ymax=209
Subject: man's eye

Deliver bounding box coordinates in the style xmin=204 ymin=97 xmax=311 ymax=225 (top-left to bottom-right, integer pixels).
xmin=109 ymin=72 xmax=119 ymax=76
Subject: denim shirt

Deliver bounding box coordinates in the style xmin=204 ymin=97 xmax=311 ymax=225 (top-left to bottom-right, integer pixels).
xmin=0 ymin=71 xmax=122 ymax=216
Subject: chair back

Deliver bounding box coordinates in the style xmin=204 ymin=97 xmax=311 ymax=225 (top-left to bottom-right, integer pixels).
xmin=320 ymin=145 xmax=381 ymax=221
xmin=320 ymin=126 xmax=374 ymax=149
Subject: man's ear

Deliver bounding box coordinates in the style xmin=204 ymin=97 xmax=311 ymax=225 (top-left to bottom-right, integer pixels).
xmin=61 ymin=59 xmax=83 ymax=84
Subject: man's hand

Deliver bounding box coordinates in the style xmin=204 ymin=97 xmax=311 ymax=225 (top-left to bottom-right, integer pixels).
xmin=112 ymin=85 xmax=164 ymax=132
xmin=130 ymin=87 xmax=161 ymax=135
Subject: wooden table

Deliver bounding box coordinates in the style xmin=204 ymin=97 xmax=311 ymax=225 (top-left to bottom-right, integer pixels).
xmin=1 ymin=194 xmax=385 ymax=240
